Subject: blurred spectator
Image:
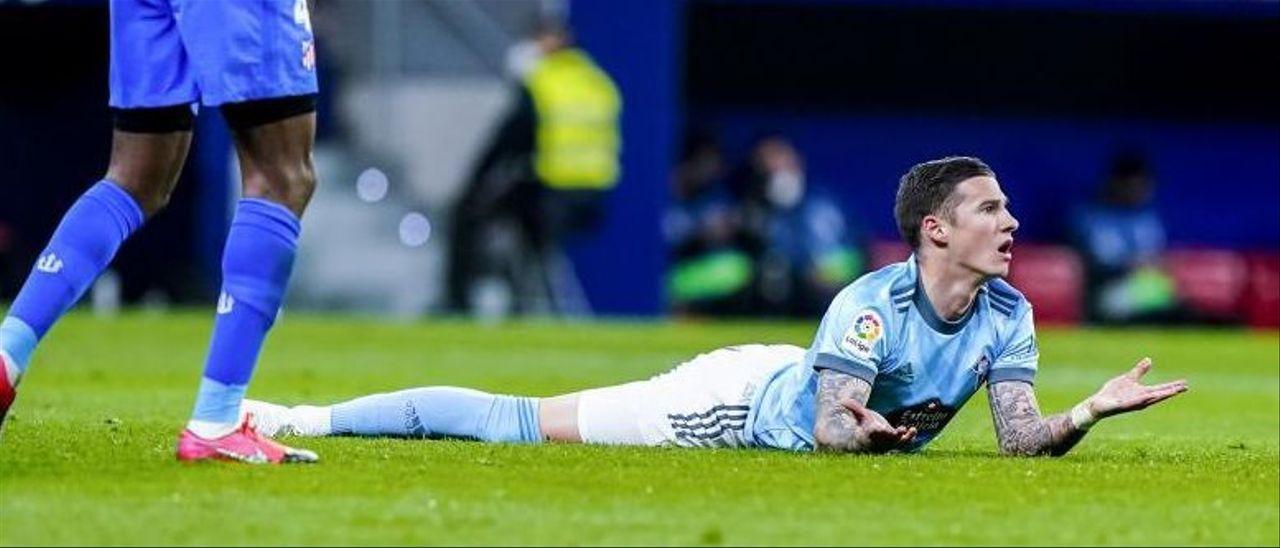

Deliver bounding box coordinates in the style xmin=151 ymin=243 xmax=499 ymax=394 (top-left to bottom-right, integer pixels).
xmin=663 ymin=131 xmax=754 ymax=315
xmin=1071 ymin=150 xmax=1178 ymax=323
xmin=733 ymin=135 xmax=865 ymax=317
xmin=445 ymin=19 xmax=621 ymax=315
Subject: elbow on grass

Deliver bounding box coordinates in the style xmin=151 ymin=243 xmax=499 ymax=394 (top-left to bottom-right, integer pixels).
xmin=814 ymin=425 xmax=859 ymax=454
xmin=998 ymin=442 xmax=1058 ymax=458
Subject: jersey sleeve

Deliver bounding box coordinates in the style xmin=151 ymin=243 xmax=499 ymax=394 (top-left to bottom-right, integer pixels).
xmin=807 ymin=288 xmax=891 ymax=384
xmin=988 ymin=306 xmax=1039 ymax=384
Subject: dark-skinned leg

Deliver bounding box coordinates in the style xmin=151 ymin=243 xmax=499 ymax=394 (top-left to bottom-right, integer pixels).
xmin=2 ymin=129 xmax=189 ymax=426
xmin=105 ymin=130 xmax=193 ymax=217
xmin=184 ymin=110 xmax=317 ymax=439
xmin=228 ymin=113 xmax=317 ymax=216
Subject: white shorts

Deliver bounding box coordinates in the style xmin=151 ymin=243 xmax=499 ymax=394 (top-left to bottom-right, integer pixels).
xmin=576 ymin=344 xmax=805 ymax=448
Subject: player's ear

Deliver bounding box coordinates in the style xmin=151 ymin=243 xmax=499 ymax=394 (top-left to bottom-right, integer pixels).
xmin=922 ymin=215 xmax=948 ymax=246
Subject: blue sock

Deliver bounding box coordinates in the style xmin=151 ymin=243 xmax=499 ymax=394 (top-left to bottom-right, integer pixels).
xmin=189 ymin=199 xmax=300 ymax=427
xmin=330 ymin=387 xmax=543 ymax=443
xmin=2 ymin=181 xmax=144 ymax=374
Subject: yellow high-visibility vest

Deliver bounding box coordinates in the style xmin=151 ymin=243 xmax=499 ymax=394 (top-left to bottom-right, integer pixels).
xmin=524 ymin=49 xmax=621 ymax=191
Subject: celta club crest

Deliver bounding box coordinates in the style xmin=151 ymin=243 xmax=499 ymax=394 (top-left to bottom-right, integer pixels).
xmin=971 ymin=355 xmax=991 ymax=380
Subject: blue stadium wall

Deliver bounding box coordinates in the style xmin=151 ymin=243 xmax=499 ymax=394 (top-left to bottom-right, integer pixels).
xmin=568 ymin=0 xmax=681 ymax=316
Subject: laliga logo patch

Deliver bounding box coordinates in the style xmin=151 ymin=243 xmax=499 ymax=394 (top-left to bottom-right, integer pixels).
xmin=853 ymin=312 xmax=882 ymax=341
xmin=840 ymin=310 xmax=883 ymax=359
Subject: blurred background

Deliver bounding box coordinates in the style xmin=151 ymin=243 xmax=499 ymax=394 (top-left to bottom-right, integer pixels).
xmin=1 ymin=0 xmax=1277 ymax=328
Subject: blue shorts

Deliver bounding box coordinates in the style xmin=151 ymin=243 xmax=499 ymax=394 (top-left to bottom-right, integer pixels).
xmin=108 ymin=0 xmax=318 ymax=108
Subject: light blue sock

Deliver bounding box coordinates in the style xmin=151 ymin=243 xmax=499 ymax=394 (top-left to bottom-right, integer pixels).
xmin=190 ymin=199 xmax=300 ymax=427
xmin=191 ymin=378 xmax=248 ymax=430
xmin=0 ymin=318 xmax=37 ymax=373
xmin=2 ymin=180 xmax=144 ymax=374
xmin=330 ymin=387 xmax=542 ymax=443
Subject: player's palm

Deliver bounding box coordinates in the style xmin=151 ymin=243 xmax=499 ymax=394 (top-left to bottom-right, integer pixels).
xmin=1090 ymin=357 xmax=1188 ymax=418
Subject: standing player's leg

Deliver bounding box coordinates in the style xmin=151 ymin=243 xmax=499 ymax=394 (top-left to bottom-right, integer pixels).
xmin=1 ymin=0 xmax=201 ymax=430
xmin=164 ymin=0 xmax=322 ymax=463
xmin=0 ymin=109 xmax=193 ymax=429
xmin=175 ymin=100 xmax=319 ymax=463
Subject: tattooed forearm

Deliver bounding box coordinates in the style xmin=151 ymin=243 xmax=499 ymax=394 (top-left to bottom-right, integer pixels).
xmin=988 ymin=382 xmax=1087 ymax=457
xmin=813 ymin=369 xmax=873 ymax=452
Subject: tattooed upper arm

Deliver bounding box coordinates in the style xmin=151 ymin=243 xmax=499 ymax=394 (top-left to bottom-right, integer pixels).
xmin=813 ymin=369 xmax=873 ymax=452
xmin=987 ymin=381 xmax=1084 ymax=457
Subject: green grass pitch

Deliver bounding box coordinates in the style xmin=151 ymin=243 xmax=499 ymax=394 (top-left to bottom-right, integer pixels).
xmin=0 ymin=312 xmax=1276 ymax=545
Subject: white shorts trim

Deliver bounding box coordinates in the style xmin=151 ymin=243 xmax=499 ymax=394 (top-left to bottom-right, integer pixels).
xmin=576 ymin=344 xmax=805 ymax=448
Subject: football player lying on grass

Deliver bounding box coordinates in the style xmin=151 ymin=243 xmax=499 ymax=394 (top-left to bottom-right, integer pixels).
xmin=246 ymin=157 xmax=1188 ymax=456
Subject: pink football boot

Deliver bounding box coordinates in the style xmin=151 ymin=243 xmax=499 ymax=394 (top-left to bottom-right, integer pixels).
xmin=176 ymin=413 xmax=318 ymax=464
xmin=0 ymin=350 xmax=17 ymax=434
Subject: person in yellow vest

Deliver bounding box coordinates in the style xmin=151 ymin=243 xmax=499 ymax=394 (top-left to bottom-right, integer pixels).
xmin=446 ymin=21 xmax=621 ymax=314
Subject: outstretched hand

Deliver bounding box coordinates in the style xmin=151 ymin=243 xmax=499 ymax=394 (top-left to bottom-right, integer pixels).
xmin=840 ymin=399 xmax=917 ymax=452
xmin=1088 ymin=357 xmax=1188 ymax=419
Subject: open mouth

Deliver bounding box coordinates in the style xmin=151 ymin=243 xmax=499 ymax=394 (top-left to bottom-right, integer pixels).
xmin=997 ymin=240 xmax=1013 ymax=260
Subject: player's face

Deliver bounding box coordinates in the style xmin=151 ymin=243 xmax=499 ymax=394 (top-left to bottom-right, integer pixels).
xmin=943 ymin=176 xmax=1019 ymax=277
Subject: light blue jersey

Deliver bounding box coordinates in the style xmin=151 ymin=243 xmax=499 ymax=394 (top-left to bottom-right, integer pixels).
xmin=746 ymin=257 xmax=1039 ymax=452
